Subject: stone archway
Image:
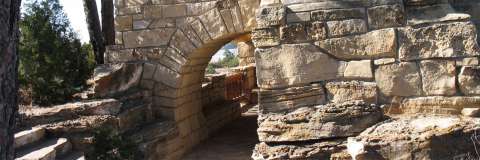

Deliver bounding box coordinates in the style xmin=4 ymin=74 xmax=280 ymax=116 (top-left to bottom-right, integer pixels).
xmin=106 ymin=0 xmax=260 ymax=158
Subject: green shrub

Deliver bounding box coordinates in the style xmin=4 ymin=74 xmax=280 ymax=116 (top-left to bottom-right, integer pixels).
xmin=19 ymin=0 xmax=95 ymax=105
xmin=91 ymin=129 xmax=139 ymax=160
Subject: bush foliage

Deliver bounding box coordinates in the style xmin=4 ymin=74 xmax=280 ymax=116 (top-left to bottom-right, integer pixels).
xmin=19 ymin=0 xmax=95 ymax=105
xmin=206 ymin=47 xmax=239 ymax=74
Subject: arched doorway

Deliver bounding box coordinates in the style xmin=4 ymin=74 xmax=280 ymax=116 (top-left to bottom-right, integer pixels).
xmin=107 ymin=0 xmax=260 ymax=157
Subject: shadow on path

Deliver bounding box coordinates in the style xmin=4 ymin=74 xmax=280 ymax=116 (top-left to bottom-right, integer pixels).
xmin=183 ymin=106 xmax=259 ymax=160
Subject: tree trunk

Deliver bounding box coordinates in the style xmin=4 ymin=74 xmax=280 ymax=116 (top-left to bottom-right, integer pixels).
xmin=101 ymin=0 xmax=115 ymax=46
xmin=0 ymin=0 xmax=21 ymax=160
xmin=83 ymin=0 xmax=105 ymax=64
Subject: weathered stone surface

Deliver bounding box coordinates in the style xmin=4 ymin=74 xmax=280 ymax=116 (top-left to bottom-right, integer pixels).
xmin=14 ymin=127 xmax=45 ymax=149
xmin=256 ymin=5 xmax=285 ymax=28
xmin=280 ymin=23 xmax=308 ymax=43
xmin=352 ymin=115 xmax=480 ymax=160
xmin=374 ymin=58 xmax=396 ymax=65
xmin=461 ymin=108 xmax=480 ymax=117
xmin=398 ymin=22 xmax=480 ymax=61
xmin=306 ymin=21 xmax=327 ymax=41
xmin=252 ymin=28 xmax=280 ymax=47
xmin=255 ymin=44 xmax=344 ymax=89
xmin=238 ymin=0 xmax=259 ymax=31
xmin=19 ymin=99 xmax=121 ymax=128
xmin=326 ymin=81 xmax=377 ymax=104
xmin=406 ymin=4 xmax=470 ymax=26
xmin=311 ymin=8 xmax=365 ymax=21
xmin=92 ymin=63 xmax=143 ymax=97
xmin=123 ymin=28 xmax=175 ymax=48
xmin=327 ymin=19 xmax=367 ymax=37
xmin=286 ymin=12 xmax=310 ymax=23
xmin=143 ymin=6 xmax=162 ymax=19
xmin=458 ymin=66 xmax=480 ymax=95
xmin=252 ymin=140 xmax=346 ymax=160
xmin=115 ymin=16 xmax=133 ymax=31
xmin=199 ymin=9 xmax=228 ymax=40
xmin=163 ymin=5 xmax=186 ymax=18
xmin=315 ymin=28 xmax=397 ymax=60
xmin=405 ymin=0 xmax=449 ymax=6
xmin=456 ymin=57 xmax=479 ymax=66
xmin=375 ymin=62 xmax=422 ymax=96
xmin=258 ymin=101 xmax=383 ymax=142
xmin=420 ymin=60 xmax=456 ymax=96
xmin=401 ymin=96 xmax=480 ymax=114
xmin=368 ymin=4 xmax=405 ymax=29
xmin=259 ymin=84 xmax=326 ymax=113
xmin=343 ymin=60 xmax=373 ymax=79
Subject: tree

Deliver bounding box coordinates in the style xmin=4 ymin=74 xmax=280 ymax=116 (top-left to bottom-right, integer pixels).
xmin=101 ymin=0 xmax=115 ymax=45
xmin=83 ymin=0 xmax=105 ymax=64
xmin=20 ymin=0 xmax=95 ymax=105
xmin=0 ymin=0 xmax=22 ymax=159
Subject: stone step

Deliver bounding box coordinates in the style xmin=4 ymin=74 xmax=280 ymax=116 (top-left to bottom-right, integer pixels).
xmin=14 ymin=127 xmax=46 ymax=149
xmin=15 ymin=138 xmax=72 ymax=160
xmin=57 ymin=151 xmax=85 ymax=160
xmin=118 ymin=101 xmax=153 ymax=132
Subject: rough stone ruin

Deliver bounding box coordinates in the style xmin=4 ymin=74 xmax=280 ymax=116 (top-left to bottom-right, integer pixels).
xmin=14 ymin=0 xmax=480 ymax=159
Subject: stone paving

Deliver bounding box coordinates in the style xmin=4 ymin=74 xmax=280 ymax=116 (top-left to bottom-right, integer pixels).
xmin=183 ymin=106 xmax=259 ymax=160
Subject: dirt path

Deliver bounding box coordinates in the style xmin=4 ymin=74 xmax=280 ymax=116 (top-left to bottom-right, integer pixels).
xmin=182 ymin=106 xmax=259 ymax=160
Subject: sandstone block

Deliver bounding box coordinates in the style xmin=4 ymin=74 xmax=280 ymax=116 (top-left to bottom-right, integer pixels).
xmin=286 ymin=12 xmax=310 ymax=23
xmin=458 ymin=66 xmax=480 ymax=95
xmin=256 ymin=5 xmax=285 ymax=29
xmin=125 ymin=0 xmax=147 ymax=6
xmin=456 ymin=57 xmax=479 ymax=66
xmin=123 ymin=28 xmax=175 ymax=48
xmin=259 ymin=84 xmax=326 ymax=113
xmin=257 ymin=101 xmax=384 ymax=142
xmin=311 ymin=8 xmax=365 ymax=21
xmin=162 ymin=5 xmax=186 ymax=18
xmin=420 ymin=60 xmax=456 ymax=96
xmin=374 ymin=58 xmax=396 ymax=65
xmin=398 ymin=22 xmax=480 ymax=61
xmin=406 ymin=4 xmax=470 ymax=26
xmin=238 ymin=0 xmax=259 ymax=31
xmin=255 ymin=44 xmax=344 ymax=89
xmin=343 ymin=60 xmax=373 ymax=79
xmin=375 ymin=62 xmax=422 ymax=96
xmin=115 ymin=16 xmax=133 ymax=31
xmin=327 ymin=19 xmax=367 ymax=37
xmin=316 ymin=28 xmax=397 ymax=60
xmin=306 ymin=21 xmax=327 ymax=41
xmin=461 ymin=108 xmax=480 ymax=117
xmin=354 ymin=114 xmax=480 ymax=160
xmin=280 ymin=23 xmax=309 ymax=43
xmin=401 ymin=96 xmax=480 ymax=114
xmin=133 ymin=20 xmax=151 ymax=30
xmin=252 ymin=140 xmax=345 ymax=160
xmin=199 ymin=9 xmax=228 ymax=40
xmin=117 ymin=7 xmax=141 ymax=16
xmin=153 ymin=65 xmax=180 ymax=88
xmin=252 ymin=28 xmax=280 ymax=47
xmin=325 ymin=81 xmax=377 ymax=103
xmin=144 ymin=6 xmax=162 ymax=19
xmin=368 ymin=4 xmax=405 ymax=29
xmin=92 ymin=63 xmax=143 ymax=97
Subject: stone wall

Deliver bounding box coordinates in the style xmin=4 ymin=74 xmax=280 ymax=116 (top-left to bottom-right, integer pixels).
xmin=105 ymin=0 xmax=480 ymax=159
xmin=252 ymin=0 xmax=480 ymax=159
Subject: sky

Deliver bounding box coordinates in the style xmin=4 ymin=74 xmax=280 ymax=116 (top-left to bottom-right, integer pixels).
xmin=59 ymin=0 xmax=101 ymax=43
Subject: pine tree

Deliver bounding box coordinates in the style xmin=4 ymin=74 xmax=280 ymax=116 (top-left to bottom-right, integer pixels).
xmin=19 ymin=0 xmax=95 ymax=105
